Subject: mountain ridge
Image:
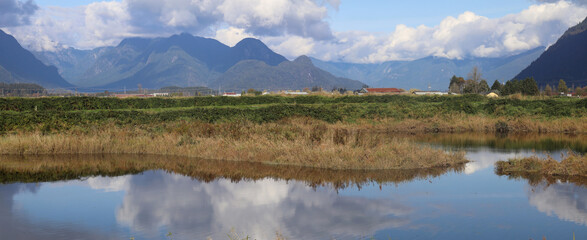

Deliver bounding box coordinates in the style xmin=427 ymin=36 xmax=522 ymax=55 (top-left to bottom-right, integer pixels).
xmin=33 ymin=33 xmax=365 ymax=91
xmin=514 ymin=17 xmax=587 ymax=87
xmin=0 ymin=29 xmax=72 ymax=88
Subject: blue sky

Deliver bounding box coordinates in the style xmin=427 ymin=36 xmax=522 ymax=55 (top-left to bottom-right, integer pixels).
xmin=2 ymin=0 xmax=587 ymax=62
xmin=328 ymin=0 xmax=531 ymax=32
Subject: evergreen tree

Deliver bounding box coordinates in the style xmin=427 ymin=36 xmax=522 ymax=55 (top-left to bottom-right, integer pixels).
xmin=479 ymin=80 xmax=490 ymax=93
xmin=490 ymin=80 xmax=502 ymax=92
xmin=522 ymin=77 xmax=539 ymax=96
xmin=502 ymin=79 xmax=522 ymax=95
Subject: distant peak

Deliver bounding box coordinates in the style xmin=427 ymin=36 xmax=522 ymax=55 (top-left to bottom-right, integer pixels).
xmin=294 ymin=55 xmax=313 ymax=64
xmin=234 ymin=38 xmax=266 ymax=48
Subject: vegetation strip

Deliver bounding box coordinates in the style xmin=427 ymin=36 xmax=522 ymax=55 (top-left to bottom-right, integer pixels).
xmin=495 ymin=153 xmax=587 ymax=186
xmin=1 ymin=95 xmax=585 ymax=114
xmin=496 ymin=153 xmax=587 ymax=177
xmin=1 ymin=95 xmax=585 ymax=134
xmin=0 ymin=119 xmax=468 ymax=170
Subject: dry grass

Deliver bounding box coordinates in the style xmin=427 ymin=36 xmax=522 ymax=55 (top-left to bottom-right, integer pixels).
xmin=0 ymin=118 xmax=468 ymax=170
xmin=496 ymin=153 xmax=587 ymax=177
xmin=495 ymin=152 xmax=587 ymax=186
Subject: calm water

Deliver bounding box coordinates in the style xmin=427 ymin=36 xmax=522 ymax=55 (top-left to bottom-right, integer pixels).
xmin=1 ymin=135 xmax=586 ymax=240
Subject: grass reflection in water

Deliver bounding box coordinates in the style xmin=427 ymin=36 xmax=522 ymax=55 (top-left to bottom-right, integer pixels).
xmin=0 ymin=154 xmax=465 ymax=190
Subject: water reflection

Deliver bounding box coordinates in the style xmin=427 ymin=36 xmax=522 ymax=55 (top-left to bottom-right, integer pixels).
xmin=0 ymin=183 xmax=117 ymax=239
xmin=113 ymin=171 xmax=412 ymax=239
xmin=463 ymin=148 xmax=568 ymax=175
xmin=528 ymin=182 xmax=587 ymax=226
xmin=2 ymin=169 xmax=587 ymax=239
xmin=407 ymin=133 xmax=587 ymax=153
xmin=1 ymin=171 xmax=415 ymax=240
xmin=0 ymin=154 xmax=464 ymax=190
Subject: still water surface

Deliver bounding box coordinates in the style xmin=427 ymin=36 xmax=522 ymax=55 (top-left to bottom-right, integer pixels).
xmin=1 ymin=134 xmax=586 ymax=240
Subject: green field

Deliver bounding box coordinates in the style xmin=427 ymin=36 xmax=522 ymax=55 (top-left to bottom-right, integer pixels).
xmin=1 ymin=95 xmax=585 ymax=133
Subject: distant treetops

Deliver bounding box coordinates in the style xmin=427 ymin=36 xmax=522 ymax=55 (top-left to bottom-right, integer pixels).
xmin=449 ymin=67 xmax=586 ymax=96
xmin=449 ymin=67 xmax=490 ymax=95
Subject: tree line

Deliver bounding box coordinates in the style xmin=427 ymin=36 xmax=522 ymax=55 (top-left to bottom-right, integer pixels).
xmin=449 ymin=67 xmax=586 ymax=96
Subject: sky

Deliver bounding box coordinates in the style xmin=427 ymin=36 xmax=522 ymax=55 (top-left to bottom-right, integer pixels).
xmin=1 ymin=0 xmax=587 ymax=63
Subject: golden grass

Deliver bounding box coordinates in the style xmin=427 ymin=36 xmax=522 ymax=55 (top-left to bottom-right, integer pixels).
xmin=0 ymin=118 xmax=468 ymax=170
xmin=496 ymin=153 xmax=587 ymax=177
xmin=495 ymin=152 xmax=587 ymax=186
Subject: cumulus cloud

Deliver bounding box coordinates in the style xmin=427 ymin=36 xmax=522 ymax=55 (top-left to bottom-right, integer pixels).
xmin=4 ymin=0 xmax=587 ymax=64
xmin=124 ymin=0 xmax=334 ymax=39
xmin=5 ymin=0 xmax=336 ymax=51
xmin=0 ymin=0 xmax=38 ymax=27
xmin=4 ymin=2 xmax=134 ymax=51
xmin=302 ymin=1 xmax=587 ymax=62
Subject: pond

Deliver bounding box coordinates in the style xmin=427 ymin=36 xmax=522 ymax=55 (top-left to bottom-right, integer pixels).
xmin=1 ymin=134 xmax=585 ymax=240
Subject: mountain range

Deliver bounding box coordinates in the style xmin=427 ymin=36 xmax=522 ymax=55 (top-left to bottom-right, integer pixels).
xmin=30 ymin=33 xmax=362 ymax=91
xmin=515 ymin=17 xmax=587 ymax=88
xmin=0 ymin=30 xmax=72 ymax=88
xmin=311 ymin=47 xmax=545 ymax=90
xmin=4 ymin=18 xmax=587 ymax=92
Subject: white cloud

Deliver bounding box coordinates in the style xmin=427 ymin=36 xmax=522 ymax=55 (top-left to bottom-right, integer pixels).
xmin=214 ymin=27 xmax=253 ymax=47
xmin=0 ymin=0 xmax=38 ymax=27
xmin=3 ymin=0 xmax=587 ymax=64
xmin=263 ymin=35 xmax=316 ymax=58
xmin=294 ymin=1 xmax=587 ymax=62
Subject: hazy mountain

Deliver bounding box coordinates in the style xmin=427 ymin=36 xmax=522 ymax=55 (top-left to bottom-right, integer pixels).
xmin=75 ymin=33 xmax=289 ymax=89
xmin=33 ymin=47 xmax=111 ymax=86
xmin=515 ymin=17 xmax=587 ymax=87
xmin=34 ymin=33 xmax=364 ymax=91
xmin=311 ymin=47 xmax=544 ymax=90
xmin=212 ymin=56 xmax=365 ymax=91
xmin=0 ymin=30 xmax=72 ymax=88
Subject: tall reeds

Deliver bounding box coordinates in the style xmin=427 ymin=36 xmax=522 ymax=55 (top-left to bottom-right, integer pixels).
xmin=0 ymin=118 xmax=467 ymax=170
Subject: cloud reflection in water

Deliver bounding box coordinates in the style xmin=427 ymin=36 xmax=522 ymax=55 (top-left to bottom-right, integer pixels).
xmin=110 ymin=171 xmax=413 ymax=239
xmin=528 ymin=182 xmax=587 ymax=226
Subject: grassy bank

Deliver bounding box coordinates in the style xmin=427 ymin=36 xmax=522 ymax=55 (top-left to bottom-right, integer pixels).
xmin=495 ymin=153 xmax=587 ymax=185
xmin=0 ymin=119 xmax=468 ymax=170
